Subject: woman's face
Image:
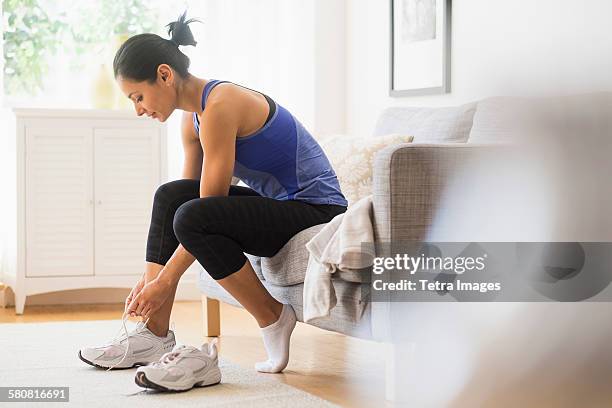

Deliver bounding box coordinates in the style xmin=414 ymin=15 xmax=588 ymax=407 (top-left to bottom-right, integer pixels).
xmin=116 ymin=64 xmax=176 ymax=122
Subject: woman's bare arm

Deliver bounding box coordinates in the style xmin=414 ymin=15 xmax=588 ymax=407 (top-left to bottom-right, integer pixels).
xmin=180 ymin=111 xmax=203 ymax=179
xmin=155 ymin=104 xmax=240 ymax=288
xmin=149 ymin=112 xmax=202 ymax=288
xmin=198 ymin=99 xmax=238 ymax=197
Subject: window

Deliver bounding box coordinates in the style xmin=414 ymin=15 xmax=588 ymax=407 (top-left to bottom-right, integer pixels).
xmin=2 ymin=0 xmax=185 ymax=108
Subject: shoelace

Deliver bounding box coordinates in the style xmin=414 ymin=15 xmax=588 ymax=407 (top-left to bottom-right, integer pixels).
xmin=106 ymin=311 xmax=150 ymax=371
xmin=156 ymin=345 xmax=191 ymax=366
xmin=153 ymin=338 xmax=217 ymax=366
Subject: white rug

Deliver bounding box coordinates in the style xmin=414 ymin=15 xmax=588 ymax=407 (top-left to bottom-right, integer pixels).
xmin=0 ymin=320 xmax=337 ymax=407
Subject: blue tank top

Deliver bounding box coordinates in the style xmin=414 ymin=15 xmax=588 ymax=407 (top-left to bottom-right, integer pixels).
xmin=193 ymin=79 xmax=348 ymax=207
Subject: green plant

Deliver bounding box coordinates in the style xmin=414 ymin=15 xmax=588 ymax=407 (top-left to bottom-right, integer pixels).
xmin=2 ymin=0 xmax=159 ymax=97
xmin=69 ymin=0 xmax=158 ymax=56
xmin=2 ymin=0 xmax=68 ymax=95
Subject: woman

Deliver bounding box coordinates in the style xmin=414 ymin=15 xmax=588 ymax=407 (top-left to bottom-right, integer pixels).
xmin=78 ymin=12 xmax=347 ymax=389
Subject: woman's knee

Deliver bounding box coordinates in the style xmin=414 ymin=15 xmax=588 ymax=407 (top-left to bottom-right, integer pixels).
xmin=173 ymin=200 xmax=246 ymax=280
xmin=154 ymin=179 xmax=199 ymax=206
xmin=173 ymin=199 xmax=194 ymax=239
xmin=172 ymin=198 xmax=217 ymax=241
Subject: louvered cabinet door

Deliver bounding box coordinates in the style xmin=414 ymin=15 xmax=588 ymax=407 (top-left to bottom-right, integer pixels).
xmin=93 ymin=128 xmax=160 ymax=276
xmin=25 ymin=127 xmax=94 ymax=277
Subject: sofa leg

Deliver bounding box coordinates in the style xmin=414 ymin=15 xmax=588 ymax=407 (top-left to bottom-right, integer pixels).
xmin=201 ymin=295 xmax=220 ymax=337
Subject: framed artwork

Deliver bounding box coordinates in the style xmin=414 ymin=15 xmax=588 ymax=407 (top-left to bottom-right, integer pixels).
xmin=389 ymin=0 xmax=452 ymax=96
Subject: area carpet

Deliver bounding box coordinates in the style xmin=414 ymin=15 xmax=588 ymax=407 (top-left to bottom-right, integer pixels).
xmin=0 ymin=319 xmax=337 ymax=407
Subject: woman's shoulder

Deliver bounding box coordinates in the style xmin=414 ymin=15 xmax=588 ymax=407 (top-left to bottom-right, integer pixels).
xmin=205 ymin=81 xmax=245 ymax=110
xmin=204 ymin=81 xmax=272 ymax=137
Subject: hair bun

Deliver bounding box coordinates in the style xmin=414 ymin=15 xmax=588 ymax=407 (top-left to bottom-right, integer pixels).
xmin=165 ymin=10 xmax=201 ymax=47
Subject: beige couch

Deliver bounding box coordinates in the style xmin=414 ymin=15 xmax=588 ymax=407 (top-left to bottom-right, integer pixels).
xmin=195 ymin=96 xmax=519 ymax=340
xmin=195 ymin=92 xmax=609 ymax=403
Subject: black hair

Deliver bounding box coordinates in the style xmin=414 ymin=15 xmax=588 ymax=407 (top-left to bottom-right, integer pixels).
xmin=113 ymin=11 xmax=201 ymax=83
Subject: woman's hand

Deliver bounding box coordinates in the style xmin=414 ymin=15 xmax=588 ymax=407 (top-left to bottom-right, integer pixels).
xmin=126 ymin=277 xmax=172 ymax=321
xmin=125 ymin=276 xmax=145 ymax=316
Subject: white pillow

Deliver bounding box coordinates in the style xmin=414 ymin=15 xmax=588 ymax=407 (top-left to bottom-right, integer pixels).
xmin=320 ymin=133 xmax=414 ymax=206
xmin=374 ymin=103 xmax=477 ymax=143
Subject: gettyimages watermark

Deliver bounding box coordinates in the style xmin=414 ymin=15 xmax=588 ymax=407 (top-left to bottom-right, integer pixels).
xmin=358 ymin=242 xmax=612 ymax=302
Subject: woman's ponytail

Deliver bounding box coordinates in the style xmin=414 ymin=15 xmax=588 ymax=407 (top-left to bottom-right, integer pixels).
xmin=113 ymin=11 xmax=202 ymax=82
xmin=165 ymin=10 xmax=200 ymax=47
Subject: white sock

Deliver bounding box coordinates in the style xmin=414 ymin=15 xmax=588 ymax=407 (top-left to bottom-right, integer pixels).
xmin=255 ymin=303 xmax=297 ymax=373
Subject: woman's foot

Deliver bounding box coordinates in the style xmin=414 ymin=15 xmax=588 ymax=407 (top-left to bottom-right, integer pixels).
xmin=78 ymin=320 xmax=176 ymax=369
xmin=255 ymin=303 xmax=297 ymax=373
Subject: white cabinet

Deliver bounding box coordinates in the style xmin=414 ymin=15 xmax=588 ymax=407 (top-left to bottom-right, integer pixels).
xmin=93 ymin=128 xmax=161 ymax=276
xmin=5 ymin=109 xmax=168 ymax=313
xmin=25 ymin=126 xmax=95 ymax=278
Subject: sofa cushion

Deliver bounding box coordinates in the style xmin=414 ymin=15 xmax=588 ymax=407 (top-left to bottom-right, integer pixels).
xmin=257 ymin=223 xmax=372 ymax=286
xmin=467 ymin=96 xmax=539 ymax=144
xmin=197 ymin=272 xmax=372 ymax=339
xmin=259 ymin=224 xmax=326 ymax=286
xmin=320 ymin=133 xmax=413 ymax=207
xmin=373 ymin=102 xmax=477 ymax=143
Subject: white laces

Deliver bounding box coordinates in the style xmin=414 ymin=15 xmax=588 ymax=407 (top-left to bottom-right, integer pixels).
xmin=104 ymin=317 xmax=143 ymax=346
xmin=156 ymin=345 xmax=193 ymax=366
xmin=106 ymin=311 xmax=150 ymax=371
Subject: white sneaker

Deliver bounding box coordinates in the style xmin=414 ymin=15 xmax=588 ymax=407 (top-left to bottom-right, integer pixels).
xmin=135 ymin=339 xmax=221 ymax=392
xmin=78 ymin=321 xmax=176 ymax=369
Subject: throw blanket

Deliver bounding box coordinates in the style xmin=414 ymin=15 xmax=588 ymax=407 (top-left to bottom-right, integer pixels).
xmin=303 ymin=195 xmax=375 ymax=322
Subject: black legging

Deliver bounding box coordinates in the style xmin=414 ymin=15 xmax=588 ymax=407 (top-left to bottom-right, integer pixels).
xmin=146 ymin=179 xmax=347 ymax=280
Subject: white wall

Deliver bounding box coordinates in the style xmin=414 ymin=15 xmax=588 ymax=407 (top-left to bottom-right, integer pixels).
xmin=346 ymin=0 xmax=612 ymax=138
xmin=315 ymin=0 xmax=347 ymax=135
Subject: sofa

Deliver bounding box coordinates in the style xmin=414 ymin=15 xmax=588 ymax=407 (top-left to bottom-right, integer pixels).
xmin=195 ymin=96 xmax=520 ymax=341
xmin=196 ymin=92 xmax=610 ymax=403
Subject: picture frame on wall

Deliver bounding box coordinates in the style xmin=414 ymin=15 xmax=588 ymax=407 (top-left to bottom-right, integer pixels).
xmin=389 ymin=0 xmax=452 ymax=96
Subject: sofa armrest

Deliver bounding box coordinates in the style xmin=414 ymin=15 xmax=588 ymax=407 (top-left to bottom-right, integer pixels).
xmin=371 ymin=143 xmax=499 ymax=342
xmin=372 ymin=143 xmax=494 ymax=243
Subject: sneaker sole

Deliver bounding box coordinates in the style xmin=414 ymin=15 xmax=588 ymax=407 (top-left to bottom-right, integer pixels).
xmin=78 ymin=350 xmax=152 ymax=370
xmin=135 ymin=371 xmax=221 ymax=392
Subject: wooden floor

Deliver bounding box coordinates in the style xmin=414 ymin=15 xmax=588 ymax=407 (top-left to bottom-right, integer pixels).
xmin=0 ymin=301 xmax=389 ymax=408
xmin=4 ymin=301 xmax=612 ymax=407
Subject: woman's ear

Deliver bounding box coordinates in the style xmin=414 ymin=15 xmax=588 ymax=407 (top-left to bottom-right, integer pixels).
xmin=157 ymin=64 xmax=173 ymax=85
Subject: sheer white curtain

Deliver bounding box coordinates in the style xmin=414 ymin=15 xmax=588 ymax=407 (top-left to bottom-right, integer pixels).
xmin=191 ymin=0 xmax=316 ymax=122
xmin=166 ymin=0 xmax=319 ymax=180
